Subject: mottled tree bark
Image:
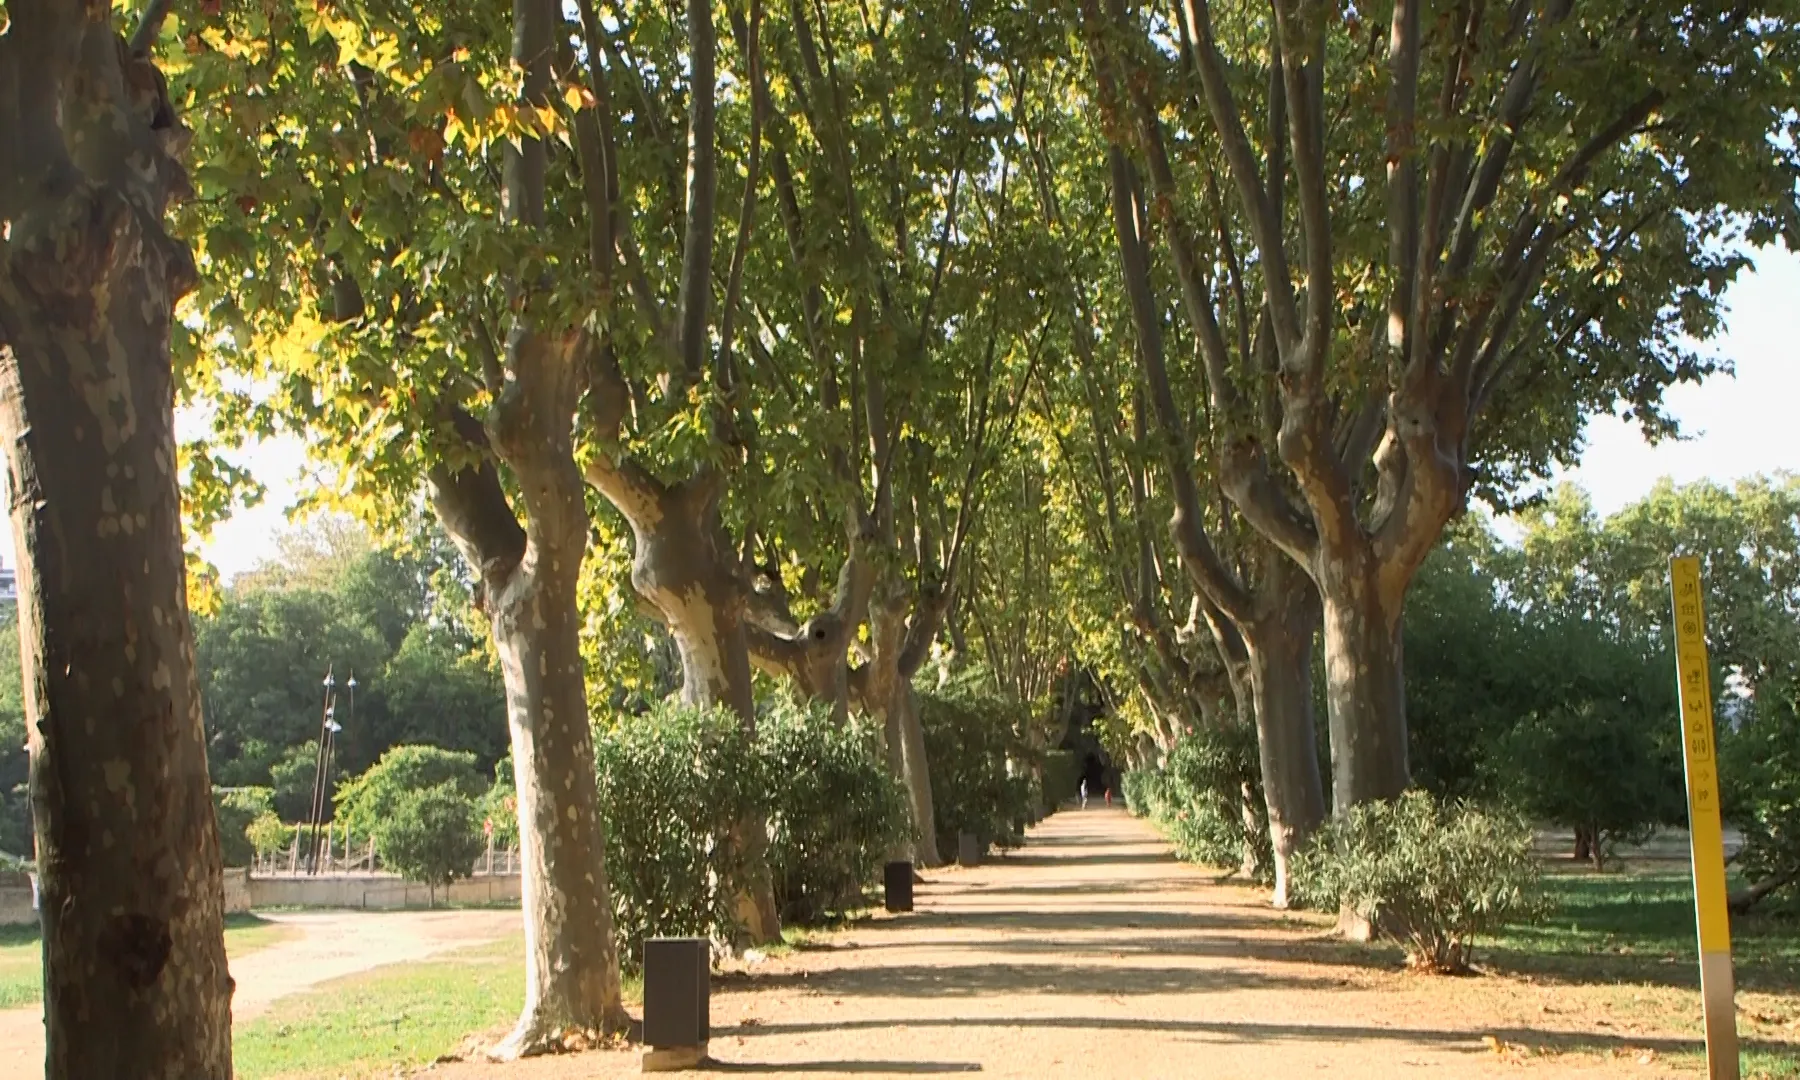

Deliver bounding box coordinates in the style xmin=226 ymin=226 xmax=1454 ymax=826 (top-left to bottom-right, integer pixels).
xmin=422 ymin=0 xmax=629 ymax=1052
xmin=431 ymin=355 xmax=631 ymax=1057
xmin=860 ymin=590 xmax=944 ymax=868
xmin=1099 ymin=138 xmax=1327 ymax=907
xmin=584 ymin=462 xmax=782 ymax=945
xmin=1238 ymin=562 xmax=1327 ymax=908
xmin=0 ymin=11 xmax=232 ymax=1077
xmin=1318 ymin=553 xmax=1411 ymax=809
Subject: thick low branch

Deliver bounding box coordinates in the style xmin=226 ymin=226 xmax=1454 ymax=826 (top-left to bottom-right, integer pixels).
xmin=428 ymin=407 xmax=528 ymax=589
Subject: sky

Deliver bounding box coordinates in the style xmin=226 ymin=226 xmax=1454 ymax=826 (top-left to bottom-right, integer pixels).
xmin=0 ymin=246 xmax=1794 ymax=583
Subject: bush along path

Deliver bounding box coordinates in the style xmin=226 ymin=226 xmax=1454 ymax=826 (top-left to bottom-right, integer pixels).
xmin=428 ymin=809 xmax=1798 ymax=1079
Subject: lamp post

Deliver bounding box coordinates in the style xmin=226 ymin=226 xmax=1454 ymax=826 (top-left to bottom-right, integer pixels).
xmin=304 ymin=668 xmax=334 ymax=874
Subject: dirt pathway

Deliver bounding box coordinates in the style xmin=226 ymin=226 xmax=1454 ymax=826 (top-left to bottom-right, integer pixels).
xmin=0 ymin=906 xmax=515 ymax=1076
xmin=434 ymin=809 xmax=1718 ymax=1079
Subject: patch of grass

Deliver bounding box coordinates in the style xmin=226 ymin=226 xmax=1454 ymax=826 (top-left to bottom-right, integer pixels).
xmin=0 ymin=913 xmax=293 ymax=1009
xmin=1487 ymin=872 xmax=1800 ymax=1078
xmin=1745 ymin=1046 xmax=1800 ymax=1080
xmin=0 ymin=926 xmax=40 ymax=1009
xmin=234 ymin=934 xmax=642 ymax=1080
xmin=1490 ymin=872 xmax=1800 ymax=991
xmin=234 ymin=935 xmax=524 ymax=1079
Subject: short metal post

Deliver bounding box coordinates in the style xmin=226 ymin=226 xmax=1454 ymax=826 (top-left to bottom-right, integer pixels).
xmin=884 ymin=861 xmax=914 ymax=912
xmin=642 ymin=937 xmax=710 ymax=1072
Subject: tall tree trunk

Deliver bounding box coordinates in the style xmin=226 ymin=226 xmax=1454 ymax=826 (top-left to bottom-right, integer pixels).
xmin=1572 ymin=825 xmax=1594 ymax=865
xmin=486 ymin=531 xmax=630 ymax=1054
xmin=0 ymin=14 xmax=233 ymax=1077
xmin=430 ymin=336 xmax=631 ymax=1057
xmin=893 ymin=685 xmax=940 ymax=862
xmin=865 ymin=595 xmax=944 ymax=867
xmin=1317 ymin=551 xmax=1410 ymax=810
xmin=1239 ymin=564 xmax=1327 ymax=908
xmin=606 ymin=478 xmax=781 ymax=946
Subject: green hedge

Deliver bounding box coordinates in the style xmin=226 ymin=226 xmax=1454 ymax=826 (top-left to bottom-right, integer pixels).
xmin=1292 ymin=791 xmax=1543 ymax=972
xmin=1043 ymin=750 xmax=1079 ymax=809
xmin=590 ymin=698 xmax=907 ymax=968
xmin=761 ymin=703 xmax=909 ymax=923
xmin=213 ymin=786 xmax=274 ymax=867
xmin=918 ymin=686 xmax=1038 ymax=858
xmin=1121 ymin=723 xmax=1270 ymax=881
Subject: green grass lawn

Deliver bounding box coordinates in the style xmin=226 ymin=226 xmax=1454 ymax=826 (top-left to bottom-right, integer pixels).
xmin=233 ymin=934 xmax=643 ymax=1080
xmin=0 ymin=913 xmax=293 ymax=1010
xmin=234 ymin=934 xmax=525 ymax=1079
xmin=1491 ymin=870 xmax=1800 ymax=1079
xmin=1491 ymin=871 xmax=1800 ymax=991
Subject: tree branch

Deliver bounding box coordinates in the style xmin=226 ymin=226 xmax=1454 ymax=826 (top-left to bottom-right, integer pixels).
xmin=675 ymin=0 xmax=718 ymax=383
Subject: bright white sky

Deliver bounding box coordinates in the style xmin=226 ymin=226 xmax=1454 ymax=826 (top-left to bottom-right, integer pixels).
xmin=0 ymin=245 xmax=1794 ymax=583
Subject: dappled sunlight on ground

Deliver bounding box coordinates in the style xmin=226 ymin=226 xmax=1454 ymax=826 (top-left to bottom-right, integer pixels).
xmin=425 ymin=810 xmax=1777 ymax=1079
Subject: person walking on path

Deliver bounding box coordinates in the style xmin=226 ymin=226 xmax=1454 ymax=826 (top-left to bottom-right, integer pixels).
xmin=1079 ymin=779 xmax=1089 ymax=809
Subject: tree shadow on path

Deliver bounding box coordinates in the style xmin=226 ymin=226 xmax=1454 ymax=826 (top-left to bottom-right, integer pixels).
xmin=712 ymin=1014 xmax=1714 ymax=1060
xmin=716 ymin=957 xmax=1342 ymax=998
xmin=705 ymin=1059 xmax=982 ymax=1074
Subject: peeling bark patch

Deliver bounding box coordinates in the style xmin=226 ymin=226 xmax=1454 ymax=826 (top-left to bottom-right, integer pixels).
xmin=101 ymin=912 xmax=173 ymax=990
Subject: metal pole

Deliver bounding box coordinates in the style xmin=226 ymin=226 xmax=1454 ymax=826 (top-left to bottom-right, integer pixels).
xmin=1670 ymin=556 xmax=1739 ymax=1080
xmin=306 ymin=668 xmax=335 ymax=874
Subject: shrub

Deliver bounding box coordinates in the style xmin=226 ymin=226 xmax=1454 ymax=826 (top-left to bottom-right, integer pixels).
xmin=760 ymin=699 xmax=908 ymax=923
xmin=1149 ymin=724 xmax=1270 ymax=881
xmin=1495 ymin=697 xmax=1681 ymax=870
xmin=1042 ymin=750 xmax=1079 ymax=808
xmin=918 ymin=686 xmax=1038 ymax=858
xmin=593 ymin=702 xmax=761 ymax=969
xmin=335 ymin=744 xmax=485 ymax=836
xmin=372 ymin=782 xmax=485 ymax=901
xmin=1292 ymin=791 xmax=1543 ymax=973
xmin=1121 ymin=769 xmax=1166 ymax=818
xmin=478 ymin=755 xmax=520 ymax=849
xmin=213 ymin=786 xmax=275 ymax=867
xmin=1725 ymin=691 xmax=1800 ymax=908
xmin=246 ymin=811 xmax=297 ymax=861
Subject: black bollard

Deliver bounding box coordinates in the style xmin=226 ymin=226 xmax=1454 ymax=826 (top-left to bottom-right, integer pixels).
xmin=642 ymin=937 xmax=709 ymax=1072
xmin=884 ymin=860 xmax=914 ymax=912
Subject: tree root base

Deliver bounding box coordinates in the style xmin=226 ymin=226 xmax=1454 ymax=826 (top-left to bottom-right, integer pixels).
xmin=486 ymin=1005 xmax=637 ymax=1061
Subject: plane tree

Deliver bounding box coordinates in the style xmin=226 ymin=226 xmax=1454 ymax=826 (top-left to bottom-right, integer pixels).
xmin=1078 ymin=0 xmax=1800 ymax=817
xmin=1014 ymin=34 xmax=1328 ymax=900
xmin=0 ymin=3 xmax=234 ymax=1073
xmin=169 ymin=0 xmax=638 ymax=1052
xmin=724 ymin=0 xmax=1056 ymax=865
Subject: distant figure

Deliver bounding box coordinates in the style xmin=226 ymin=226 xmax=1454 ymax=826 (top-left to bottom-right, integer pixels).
xmin=1105 ymin=787 xmax=1112 ymax=807
xmin=1079 ymin=778 xmax=1089 ymax=809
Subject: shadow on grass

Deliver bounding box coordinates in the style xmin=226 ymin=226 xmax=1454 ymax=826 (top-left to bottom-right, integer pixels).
xmin=1485 ymin=874 xmax=1800 ymax=993
xmin=0 ymin=910 xmax=272 ymax=948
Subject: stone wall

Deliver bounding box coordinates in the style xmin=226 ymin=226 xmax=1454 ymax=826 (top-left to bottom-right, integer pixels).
xmin=0 ymin=884 xmax=33 ymax=927
xmin=248 ymin=872 xmax=521 ymax=910
xmin=223 ymin=867 xmax=252 ymax=915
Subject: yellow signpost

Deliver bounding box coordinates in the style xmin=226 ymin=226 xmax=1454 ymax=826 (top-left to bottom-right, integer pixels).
xmin=1669 ymin=556 xmax=1739 ymax=1080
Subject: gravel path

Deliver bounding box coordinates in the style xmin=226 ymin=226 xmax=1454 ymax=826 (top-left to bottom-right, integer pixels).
xmin=431 ymin=809 xmax=1728 ymax=1079
xmin=0 ymin=906 xmax=515 ymax=1076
